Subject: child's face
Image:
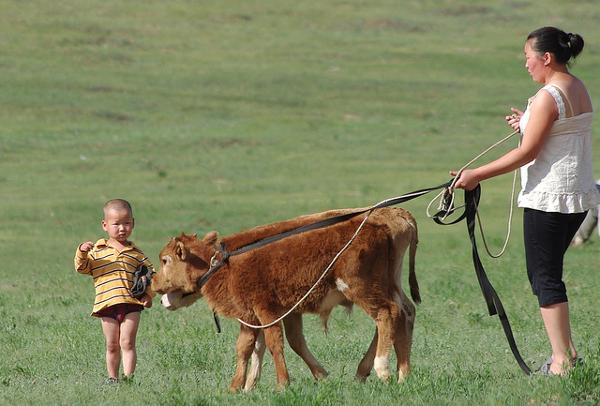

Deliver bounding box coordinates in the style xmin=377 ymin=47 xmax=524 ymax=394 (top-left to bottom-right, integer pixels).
xmin=102 ymin=208 xmax=134 ymax=243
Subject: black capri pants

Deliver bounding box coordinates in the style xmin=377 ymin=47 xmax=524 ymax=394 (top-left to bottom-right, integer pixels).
xmin=523 ymin=208 xmax=587 ymax=307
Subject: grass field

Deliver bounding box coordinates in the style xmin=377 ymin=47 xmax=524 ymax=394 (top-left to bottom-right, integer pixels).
xmin=1 ymin=0 xmax=600 ymax=404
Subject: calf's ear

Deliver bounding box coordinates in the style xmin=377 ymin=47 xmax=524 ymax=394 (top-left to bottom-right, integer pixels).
xmin=203 ymin=231 xmax=219 ymax=245
xmin=175 ymin=241 xmax=188 ymax=261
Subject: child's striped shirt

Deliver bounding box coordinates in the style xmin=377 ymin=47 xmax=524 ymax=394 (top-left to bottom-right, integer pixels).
xmin=74 ymin=239 xmax=154 ymax=316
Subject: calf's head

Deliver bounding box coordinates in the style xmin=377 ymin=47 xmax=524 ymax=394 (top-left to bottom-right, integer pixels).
xmin=152 ymin=231 xmax=219 ymax=310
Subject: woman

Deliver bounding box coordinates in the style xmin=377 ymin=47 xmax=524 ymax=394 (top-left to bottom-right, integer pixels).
xmin=452 ymin=27 xmax=600 ymax=376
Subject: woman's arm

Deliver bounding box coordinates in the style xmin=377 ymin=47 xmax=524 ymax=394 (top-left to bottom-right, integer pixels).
xmin=453 ymin=90 xmax=558 ymax=190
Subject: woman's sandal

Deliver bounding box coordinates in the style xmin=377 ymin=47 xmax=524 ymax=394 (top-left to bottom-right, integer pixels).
xmin=538 ymin=356 xmax=583 ymax=376
xmin=538 ymin=357 xmax=556 ymax=376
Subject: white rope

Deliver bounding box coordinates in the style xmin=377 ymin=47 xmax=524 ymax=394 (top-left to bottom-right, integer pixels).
xmin=237 ymin=211 xmax=373 ymax=329
xmin=449 ymin=130 xmax=520 ymax=190
xmin=426 ymin=129 xmax=519 ymax=257
xmin=477 ymin=168 xmax=518 ymax=258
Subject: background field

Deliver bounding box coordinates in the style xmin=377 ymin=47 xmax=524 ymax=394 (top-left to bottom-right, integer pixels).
xmin=1 ymin=0 xmax=599 ymax=404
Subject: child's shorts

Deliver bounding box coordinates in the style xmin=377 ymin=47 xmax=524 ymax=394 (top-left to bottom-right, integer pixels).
xmin=96 ymin=303 xmax=144 ymax=324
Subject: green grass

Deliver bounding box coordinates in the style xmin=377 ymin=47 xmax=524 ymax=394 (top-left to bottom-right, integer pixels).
xmin=2 ymin=0 xmax=600 ymax=404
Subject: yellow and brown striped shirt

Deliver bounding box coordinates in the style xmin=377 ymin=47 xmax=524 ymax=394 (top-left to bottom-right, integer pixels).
xmin=74 ymin=239 xmax=154 ymax=316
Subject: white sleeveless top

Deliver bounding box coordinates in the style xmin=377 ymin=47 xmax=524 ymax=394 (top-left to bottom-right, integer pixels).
xmin=518 ymin=84 xmax=600 ymax=213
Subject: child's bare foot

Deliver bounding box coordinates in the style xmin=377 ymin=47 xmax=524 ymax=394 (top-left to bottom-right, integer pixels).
xmin=105 ymin=377 xmax=119 ymax=385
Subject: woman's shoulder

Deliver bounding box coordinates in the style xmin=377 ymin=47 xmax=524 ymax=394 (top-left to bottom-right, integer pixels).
xmin=548 ymin=78 xmax=592 ymax=114
xmin=530 ymin=88 xmax=559 ymax=113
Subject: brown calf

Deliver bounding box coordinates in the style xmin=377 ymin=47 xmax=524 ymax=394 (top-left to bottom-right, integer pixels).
xmin=152 ymin=207 xmax=420 ymax=391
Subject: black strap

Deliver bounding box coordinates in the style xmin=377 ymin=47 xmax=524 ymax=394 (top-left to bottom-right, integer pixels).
xmin=196 ymin=243 xmax=230 ymax=290
xmin=131 ymin=264 xmax=152 ymax=298
xmin=196 ymin=181 xmax=452 ymax=291
xmin=197 ymin=181 xmax=454 ymax=292
xmin=213 ymin=311 xmax=222 ymax=334
xmin=227 ymin=180 xmax=454 ymax=257
xmin=463 ymin=186 xmax=532 ymax=375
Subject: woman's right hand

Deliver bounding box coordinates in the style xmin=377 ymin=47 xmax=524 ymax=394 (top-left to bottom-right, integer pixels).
xmin=450 ymin=169 xmax=480 ymax=191
xmin=504 ymin=107 xmax=523 ymax=132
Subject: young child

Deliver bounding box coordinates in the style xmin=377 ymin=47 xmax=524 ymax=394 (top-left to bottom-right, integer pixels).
xmin=75 ymin=199 xmax=154 ymax=383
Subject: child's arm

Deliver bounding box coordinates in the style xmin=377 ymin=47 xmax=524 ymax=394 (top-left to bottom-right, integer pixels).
xmin=74 ymin=241 xmax=94 ymax=275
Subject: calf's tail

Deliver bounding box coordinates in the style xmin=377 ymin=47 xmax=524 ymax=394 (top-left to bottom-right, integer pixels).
xmin=408 ymin=218 xmax=420 ymax=304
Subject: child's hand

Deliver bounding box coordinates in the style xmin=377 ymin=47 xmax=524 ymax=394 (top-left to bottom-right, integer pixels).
xmin=141 ymin=294 xmax=153 ymax=308
xmin=79 ymin=241 xmax=94 ymax=252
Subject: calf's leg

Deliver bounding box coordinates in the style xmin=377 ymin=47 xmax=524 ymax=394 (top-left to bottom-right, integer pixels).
xmin=393 ymin=308 xmax=411 ymax=382
xmin=349 ymin=297 xmax=399 ymax=381
xmin=255 ymin=308 xmax=290 ymax=390
xmin=244 ymin=313 xmax=329 ymax=389
xmin=283 ymin=313 xmax=328 ymax=380
xmin=243 ymin=331 xmax=265 ymax=391
xmin=355 ymin=328 xmax=377 ymax=381
xmin=229 ymin=325 xmax=259 ymax=392
xmin=373 ymin=303 xmax=401 ymax=381
xmin=393 ymin=294 xmax=415 ymax=382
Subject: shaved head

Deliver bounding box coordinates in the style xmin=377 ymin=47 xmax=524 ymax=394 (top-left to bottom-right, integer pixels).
xmin=103 ymin=199 xmax=133 ymax=218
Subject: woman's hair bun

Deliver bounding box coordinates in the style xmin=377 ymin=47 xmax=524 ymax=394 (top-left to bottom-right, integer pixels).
xmin=567 ymin=33 xmax=584 ymax=58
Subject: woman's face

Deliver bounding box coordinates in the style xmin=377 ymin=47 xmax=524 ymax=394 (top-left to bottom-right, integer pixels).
xmin=524 ymin=39 xmax=547 ymax=83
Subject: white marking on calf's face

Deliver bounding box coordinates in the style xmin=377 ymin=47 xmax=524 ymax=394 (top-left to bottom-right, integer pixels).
xmin=161 ymin=292 xmax=184 ymax=310
xmin=161 ymin=291 xmax=203 ymax=310
xmin=335 ymin=278 xmax=349 ymax=292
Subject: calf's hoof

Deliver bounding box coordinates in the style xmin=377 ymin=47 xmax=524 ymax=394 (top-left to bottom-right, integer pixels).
xmin=397 ymin=367 xmax=410 ymax=383
xmin=228 ymin=378 xmax=245 ymax=393
xmin=313 ymin=369 xmax=329 ymax=380
xmin=376 ymin=372 xmax=391 ymax=382
xmin=275 ymin=380 xmax=289 ymax=392
xmin=355 ymin=372 xmax=370 ymax=382
xmin=242 ymin=381 xmax=257 ymax=392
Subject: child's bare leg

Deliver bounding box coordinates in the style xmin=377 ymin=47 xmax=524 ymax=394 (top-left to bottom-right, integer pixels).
xmin=120 ymin=311 xmax=141 ymax=377
xmin=101 ymin=317 xmax=121 ymax=379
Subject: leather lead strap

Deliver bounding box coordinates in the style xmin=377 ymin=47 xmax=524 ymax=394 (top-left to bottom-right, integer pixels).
xmin=464 ymin=186 xmax=532 ymax=375
xmin=228 ymin=181 xmax=454 ymax=257
xmin=213 ymin=311 xmax=222 ymax=334
xmin=198 ymin=181 xmax=453 ymax=291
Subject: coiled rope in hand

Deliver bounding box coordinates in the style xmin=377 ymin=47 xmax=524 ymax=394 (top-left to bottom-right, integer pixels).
xmin=427 ymin=129 xmax=520 ymax=258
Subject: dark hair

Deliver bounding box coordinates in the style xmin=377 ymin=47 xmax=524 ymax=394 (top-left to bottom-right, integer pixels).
xmin=527 ymin=27 xmax=584 ymax=65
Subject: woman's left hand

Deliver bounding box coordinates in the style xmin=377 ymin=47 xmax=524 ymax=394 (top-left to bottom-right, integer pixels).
xmin=450 ymin=169 xmax=480 ymax=191
xmin=504 ymin=107 xmax=523 ymax=132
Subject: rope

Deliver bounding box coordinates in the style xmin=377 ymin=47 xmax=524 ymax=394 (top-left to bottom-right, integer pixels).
xmin=476 ymin=168 xmax=518 ymax=258
xmin=427 ymin=129 xmax=519 ymax=258
xmin=450 ymin=130 xmax=519 ymax=190
xmin=237 ymin=211 xmax=372 ymax=329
